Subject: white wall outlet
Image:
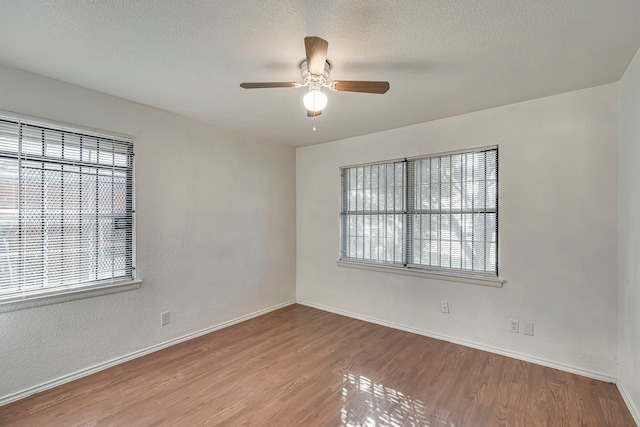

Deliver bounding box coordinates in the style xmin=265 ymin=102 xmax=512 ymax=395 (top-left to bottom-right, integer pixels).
xmin=161 ymin=311 xmax=170 ymax=326
xmin=440 ymin=301 xmax=449 ymax=313
xmin=509 ymin=319 xmax=519 ymax=333
xmin=524 ymin=322 xmax=534 ymax=336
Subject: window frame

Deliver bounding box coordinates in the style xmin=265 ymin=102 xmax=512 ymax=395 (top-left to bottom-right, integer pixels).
xmin=0 ymin=112 xmax=139 ymax=308
xmin=338 ymin=146 xmax=502 ymax=286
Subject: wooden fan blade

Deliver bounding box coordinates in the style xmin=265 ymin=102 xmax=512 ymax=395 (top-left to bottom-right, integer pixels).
xmin=307 ymin=110 xmax=322 ymax=117
xmin=332 ymin=81 xmax=390 ymax=94
xmin=240 ymin=82 xmax=297 ymax=89
xmin=304 ymin=36 xmax=328 ymax=76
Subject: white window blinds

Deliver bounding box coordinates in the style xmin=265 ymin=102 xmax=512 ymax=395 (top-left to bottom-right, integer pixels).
xmin=340 ymin=147 xmax=498 ymax=277
xmin=340 ymin=161 xmax=406 ymax=264
xmin=0 ymin=118 xmax=135 ymax=300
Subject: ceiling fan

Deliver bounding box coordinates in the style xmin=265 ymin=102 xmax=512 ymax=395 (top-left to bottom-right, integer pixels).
xmin=240 ymin=36 xmax=390 ymax=118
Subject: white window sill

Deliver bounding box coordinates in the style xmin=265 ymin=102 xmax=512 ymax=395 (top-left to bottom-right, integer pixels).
xmin=0 ymin=279 xmax=142 ymax=313
xmin=336 ymin=260 xmax=504 ymax=287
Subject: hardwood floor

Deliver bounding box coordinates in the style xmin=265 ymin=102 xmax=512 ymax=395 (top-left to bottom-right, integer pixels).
xmin=0 ymin=304 xmax=635 ymax=426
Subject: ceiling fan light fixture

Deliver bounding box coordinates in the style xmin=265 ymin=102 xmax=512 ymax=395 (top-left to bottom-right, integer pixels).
xmin=239 ymin=37 xmax=390 ymax=120
xmin=303 ymin=89 xmax=328 ymax=112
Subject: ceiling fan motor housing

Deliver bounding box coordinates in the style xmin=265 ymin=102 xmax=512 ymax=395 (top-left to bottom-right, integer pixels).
xmin=300 ymin=59 xmax=331 ymax=88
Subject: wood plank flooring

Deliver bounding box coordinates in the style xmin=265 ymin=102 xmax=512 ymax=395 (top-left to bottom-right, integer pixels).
xmin=0 ymin=304 xmax=635 ymax=426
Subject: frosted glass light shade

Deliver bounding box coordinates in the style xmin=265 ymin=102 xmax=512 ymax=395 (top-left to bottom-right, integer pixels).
xmin=303 ymin=90 xmax=328 ymax=112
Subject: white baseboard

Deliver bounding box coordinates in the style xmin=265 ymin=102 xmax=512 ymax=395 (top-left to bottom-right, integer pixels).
xmin=0 ymin=300 xmax=295 ymax=407
xmin=297 ymin=300 xmax=618 ymax=384
xmin=618 ymin=382 xmax=640 ymax=426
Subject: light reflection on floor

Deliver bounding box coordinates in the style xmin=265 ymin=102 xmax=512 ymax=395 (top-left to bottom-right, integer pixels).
xmin=340 ymin=372 xmax=455 ymax=427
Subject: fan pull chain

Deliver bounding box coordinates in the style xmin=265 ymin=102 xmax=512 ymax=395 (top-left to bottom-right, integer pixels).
xmin=313 ymin=115 xmax=317 ymax=131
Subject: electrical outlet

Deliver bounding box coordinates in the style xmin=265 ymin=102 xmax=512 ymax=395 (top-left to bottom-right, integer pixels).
xmin=161 ymin=311 xmax=170 ymax=326
xmin=524 ymin=322 xmax=534 ymax=336
xmin=509 ymin=319 xmax=519 ymax=333
xmin=440 ymin=301 xmax=449 ymax=313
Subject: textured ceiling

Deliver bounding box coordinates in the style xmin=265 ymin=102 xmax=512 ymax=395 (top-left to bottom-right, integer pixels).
xmin=0 ymin=1 xmax=639 ymax=147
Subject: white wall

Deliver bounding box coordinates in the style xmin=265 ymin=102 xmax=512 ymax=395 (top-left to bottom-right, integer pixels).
xmin=618 ymin=45 xmax=640 ymax=420
xmin=297 ymin=84 xmax=619 ymax=379
xmin=0 ymin=65 xmax=296 ymax=400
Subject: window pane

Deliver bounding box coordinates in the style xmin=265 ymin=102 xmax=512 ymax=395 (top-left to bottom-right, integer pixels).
xmin=408 ymin=148 xmax=497 ymax=274
xmin=363 ymin=166 xmax=371 ymax=211
xmin=0 ymin=158 xmax=19 ymax=292
xmin=340 ymin=162 xmax=406 ymax=264
xmin=0 ymin=120 xmax=19 ymax=153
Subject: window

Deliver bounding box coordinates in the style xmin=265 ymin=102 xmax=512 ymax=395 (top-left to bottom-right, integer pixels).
xmin=340 ymin=147 xmax=498 ymax=277
xmin=0 ymin=117 xmax=135 ymax=302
